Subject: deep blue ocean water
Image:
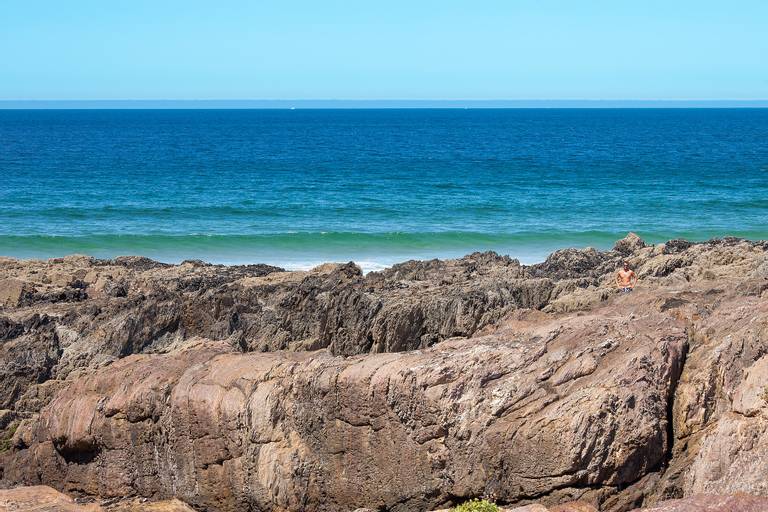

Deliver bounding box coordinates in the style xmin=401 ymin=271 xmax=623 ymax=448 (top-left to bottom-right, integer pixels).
xmin=1 ymin=109 xmax=767 ymax=271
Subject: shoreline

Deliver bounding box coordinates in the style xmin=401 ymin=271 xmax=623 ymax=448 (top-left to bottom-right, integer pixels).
xmin=1 ymin=233 xmax=766 ymax=273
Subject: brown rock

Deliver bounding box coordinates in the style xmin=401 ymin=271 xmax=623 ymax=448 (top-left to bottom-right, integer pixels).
xmin=0 ymin=485 xmax=100 ymax=511
xmin=1 ymin=237 xmax=760 ymax=414
xmin=0 ymin=278 xmax=29 ymax=307
xmin=0 ymin=408 xmax=13 ymax=429
xmin=549 ymin=501 xmax=599 ymax=512
xmin=636 ymin=493 xmax=768 ymax=511
xmin=0 ymin=237 xmax=767 ymax=511
xmin=108 ymin=499 xmax=196 ymax=511
xmin=0 ymin=250 xmax=559 ymax=412
xmin=613 ymin=232 xmax=647 ymax=255
xmin=655 ymin=294 xmax=768 ymax=499
xmin=0 ymin=485 xmax=195 ymax=511
xmin=1 ymin=299 xmax=687 ymax=511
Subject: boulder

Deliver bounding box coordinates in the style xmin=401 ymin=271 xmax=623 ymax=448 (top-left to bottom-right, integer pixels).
xmin=613 ymin=232 xmax=647 ymax=255
xmin=637 ymin=494 xmax=768 ymax=511
xmin=1 ymin=299 xmax=687 ymax=511
xmin=0 ymin=278 xmax=29 ymax=307
xmin=654 ymin=294 xmax=768 ymax=498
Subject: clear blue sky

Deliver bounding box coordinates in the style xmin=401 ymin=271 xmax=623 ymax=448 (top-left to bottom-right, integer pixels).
xmin=2 ymin=0 xmax=766 ymax=100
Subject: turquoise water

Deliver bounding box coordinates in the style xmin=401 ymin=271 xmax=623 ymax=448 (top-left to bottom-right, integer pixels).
xmin=1 ymin=109 xmax=767 ymax=270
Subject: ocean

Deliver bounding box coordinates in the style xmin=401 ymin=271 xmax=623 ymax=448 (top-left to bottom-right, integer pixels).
xmin=1 ymin=108 xmax=766 ymax=271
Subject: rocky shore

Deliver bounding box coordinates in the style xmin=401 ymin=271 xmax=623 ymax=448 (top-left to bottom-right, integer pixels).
xmin=1 ymin=234 xmax=767 ymax=511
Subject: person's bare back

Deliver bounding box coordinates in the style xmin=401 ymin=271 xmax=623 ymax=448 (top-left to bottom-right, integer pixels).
xmin=616 ymin=260 xmax=637 ymax=292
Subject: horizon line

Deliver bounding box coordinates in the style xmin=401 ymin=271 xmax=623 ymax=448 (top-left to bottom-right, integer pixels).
xmin=1 ymin=99 xmax=767 ymax=109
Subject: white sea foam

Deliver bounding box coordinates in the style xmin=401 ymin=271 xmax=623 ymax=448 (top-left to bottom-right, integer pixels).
xmin=281 ymin=259 xmax=393 ymax=274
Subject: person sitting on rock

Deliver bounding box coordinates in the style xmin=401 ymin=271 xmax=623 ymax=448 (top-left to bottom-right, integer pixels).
xmin=616 ymin=260 xmax=637 ymax=293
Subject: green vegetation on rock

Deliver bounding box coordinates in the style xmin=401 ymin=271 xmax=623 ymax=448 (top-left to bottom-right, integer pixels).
xmin=0 ymin=421 xmax=18 ymax=452
xmin=451 ymin=498 xmax=500 ymax=512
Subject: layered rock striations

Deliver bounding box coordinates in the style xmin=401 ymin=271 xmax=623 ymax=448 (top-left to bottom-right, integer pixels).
xmin=0 ymin=235 xmax=767 ymax=511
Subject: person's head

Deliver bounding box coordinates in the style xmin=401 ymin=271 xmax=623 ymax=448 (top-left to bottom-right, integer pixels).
xmin=623 ymin=260 xmax=630 ymax=270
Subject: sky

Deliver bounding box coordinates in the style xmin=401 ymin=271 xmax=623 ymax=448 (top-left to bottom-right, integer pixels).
xmin=1 ymin=0 xmax=767 ymax=101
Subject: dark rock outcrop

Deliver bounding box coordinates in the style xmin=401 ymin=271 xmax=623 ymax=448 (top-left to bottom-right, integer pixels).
xmin=0 ymin=250 xmax=571 ymax=411
xmin=1 ymin=236 xmax=767 ymax=511
xmin=613 ymin=233 xmax=647 ymax=256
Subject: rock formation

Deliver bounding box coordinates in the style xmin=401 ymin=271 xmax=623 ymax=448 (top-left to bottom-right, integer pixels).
xmin=0 ymin=485 xmax=195 ymax=511
xmin=636 ymin=494 xmax=768 ymax=512
xmin=0 ymin=234 xmax=766 ymax=511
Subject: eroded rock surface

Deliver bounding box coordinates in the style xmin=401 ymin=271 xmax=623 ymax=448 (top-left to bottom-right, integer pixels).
xmin=2 ymin=306 xmax=687 ymax=511
xmin=0 ymin=235 xmax=767 ymax=511
xmin=637 ymin=494 xmax=768 ymax=511
xmin=0 ymin=485 xmax=195 ymax=511
xmin=0 ymin=251 xmax=563 ymax=414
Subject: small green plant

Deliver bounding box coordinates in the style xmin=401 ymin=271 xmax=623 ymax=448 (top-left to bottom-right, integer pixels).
xmin=0 ymin=421 xmax=18 ymax=452
xmin=451 ymin=498 xmax=499 ymax=512
xmin=761 ymin=385 xmax=768 ymax=406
